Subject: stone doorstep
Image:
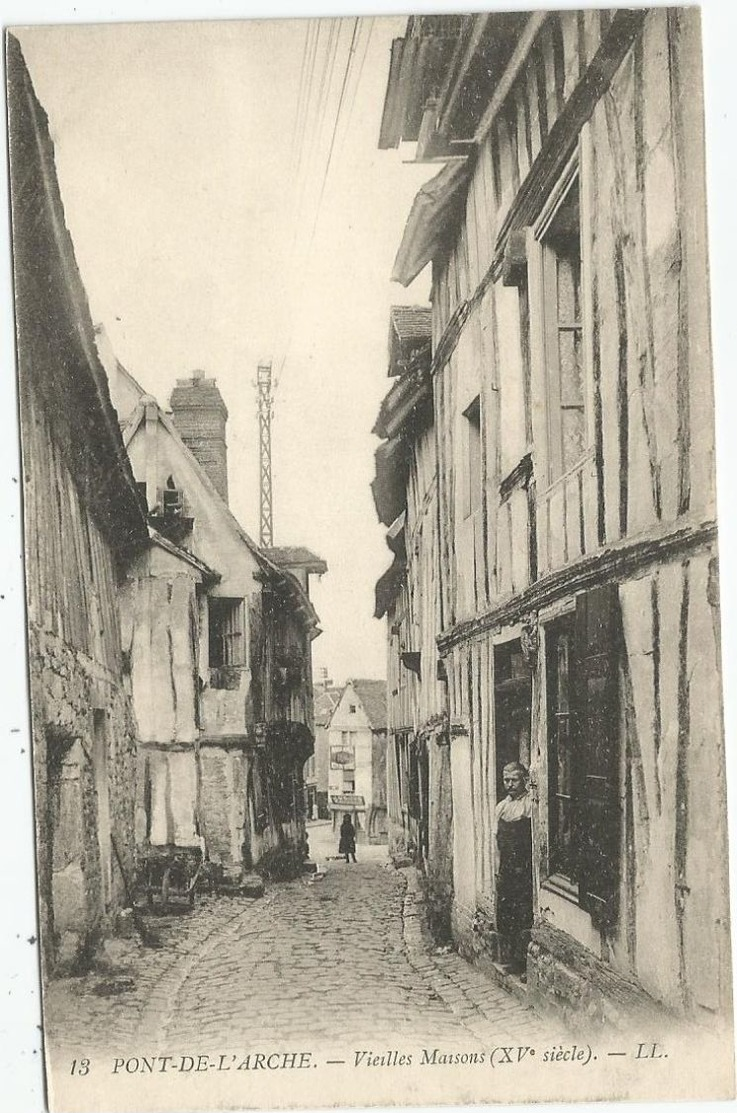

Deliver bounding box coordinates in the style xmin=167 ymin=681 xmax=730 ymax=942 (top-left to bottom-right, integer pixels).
xmin=454 ymin=942 xmax=531 ymax=1006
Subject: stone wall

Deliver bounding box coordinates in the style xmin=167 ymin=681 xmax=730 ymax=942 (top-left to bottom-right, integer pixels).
xmin=527 ymin=923 xmax=666 ymax=1033
xmin=426 ymin=742 xmax=454 ymax=942
xmin=30 ymin=624 xmax=138 ymax=973
xmin=197 ymin=747 xmax=248 ymax=872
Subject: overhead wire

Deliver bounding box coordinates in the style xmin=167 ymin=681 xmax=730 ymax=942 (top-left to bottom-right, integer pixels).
xmin=289 ymin=20 xmax=319 ymax=178
xmin=290 ymin=18 xmax=341 ymax=259
xmin=271 ymin=18 xmax=333 ymax=383
xmin=289 ymin=19 xmax=323 ymax=223
xmin=340 ymin=18 xmax=375 ymax=150
xmin=289 ymin=21 xmax=312 ymax=170
xmin=274 ymin=17 xmax=362 ymax=389
xmin=305 ymin=18 xmax=360 ymax=257
xmin=273 ymin=18 xmax=345 ymax=389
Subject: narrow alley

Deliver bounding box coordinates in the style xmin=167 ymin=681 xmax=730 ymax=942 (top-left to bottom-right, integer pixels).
xmin=45 ymin=822 xmax=552 ymax=1067
xmin=7 ymin=12 xmax=734 ymax=1111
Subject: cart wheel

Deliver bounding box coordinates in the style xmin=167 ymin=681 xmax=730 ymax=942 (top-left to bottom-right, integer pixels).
xmin=161 ymin=867 xmax=171 ymax=909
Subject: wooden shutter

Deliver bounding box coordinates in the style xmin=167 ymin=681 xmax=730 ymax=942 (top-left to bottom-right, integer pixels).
xmin=408 ymin=742 xmax=421 ymax=821
xmin=574 ymin=583 xmax=621 ymax=927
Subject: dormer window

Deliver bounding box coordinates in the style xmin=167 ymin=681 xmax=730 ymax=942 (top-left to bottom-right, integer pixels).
xmin=163 ymin=476 xmax=183 ymax=518
xmin=148 ymin=475 xmax=193 ymax=543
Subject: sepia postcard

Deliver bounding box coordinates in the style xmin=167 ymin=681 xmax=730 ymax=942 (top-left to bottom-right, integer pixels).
xmin=4 ymin=6 xmax=737 ymax=1111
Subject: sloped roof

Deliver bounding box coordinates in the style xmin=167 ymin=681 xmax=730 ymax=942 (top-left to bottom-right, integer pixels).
xmin=373 ymin=366 xmax=433 ymax=441
xmin=264 ymin=546 xmax=328 ymax=575
xmin=94 ymin=323 xmax=148 ymax=423
xmin=379 ymin=13 xmax=527 ymax=151
xmin=7 ymin=35 xmax=147 ymax=560
xmin=122 ymin=396 xmax=322 ymax=637
xmin=392 ymin=158 xmax=474 ymax=286
xmin=371 ymin=436 xmax=409 ymax=527
xmin=378 ymin=17 xmax=465 ymax=149
xmin=374 ymin=556 xmax=406 ymax=620
xmin=149 ymin=529 xmax=220 ymax=585
xmin=314 ymin=685 xmax=342 ymax=728
xmin=390 ymin=305 xmax=432 ymax=343
xmin=388 ymin=305 xmax=432 ymax=379
xmin=350 ymin=679 xmax=388 ymax=731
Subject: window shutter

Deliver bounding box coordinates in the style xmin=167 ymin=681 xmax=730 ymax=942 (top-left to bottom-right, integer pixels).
xmin=574 ymin=583 xmax=621 ymax=927
xmin=408 ymin=740 xmax=421 ymax=820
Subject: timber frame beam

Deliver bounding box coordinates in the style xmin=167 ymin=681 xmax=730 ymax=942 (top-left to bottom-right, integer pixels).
xmin=490 ymin=8 xmax=647 ymax=275
xmin=437 ymin=519 xmax=717 ymax=653
xmin=427 ymin=9 xmax=648 ymax=384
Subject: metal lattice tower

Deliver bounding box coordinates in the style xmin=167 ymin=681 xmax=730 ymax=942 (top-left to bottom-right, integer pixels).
xmin=257 ymin=362 xmax=274 ymax=547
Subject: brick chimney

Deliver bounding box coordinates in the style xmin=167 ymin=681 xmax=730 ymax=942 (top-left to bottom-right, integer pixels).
xmin=169 ymin=371 xmax=229 ymax=503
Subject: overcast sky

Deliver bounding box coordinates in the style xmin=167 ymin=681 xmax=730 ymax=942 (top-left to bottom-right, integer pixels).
xmin=17 ymin=17 xmax=433 ymax=684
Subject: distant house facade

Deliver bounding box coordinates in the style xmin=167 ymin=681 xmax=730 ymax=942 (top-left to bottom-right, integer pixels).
xmin=378 ymin=10 xmax=729 ymax=1029
xmin=99 ymin=341 xmax=326 ymax=878
xmin=8 ymin=37 xmax=149 ymax=972
xmin=308 ymin=673 xmax=342 ymax=820
xmin=374 ymin=306 xmax=453 ymax=927
xmin=326 ymin=680 xmax=388 ymax=843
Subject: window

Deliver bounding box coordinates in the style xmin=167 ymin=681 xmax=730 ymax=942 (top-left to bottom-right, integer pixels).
xmin=463 ymin=396 xmax=482 ymax=518
xmin=209 ymin=598 xmax=246 ymax=668
xmin=163 ymin=475 xmax=184 ymax=518
xmin=540 ymin=174 xmax=585 ymax=482
xmin=544 ymin=586 xmax=621 ymax=927
xmin=349 ymin=704 xmax=357 ymax=714
xmin=546 ymin=615 xmax=576 ymax=881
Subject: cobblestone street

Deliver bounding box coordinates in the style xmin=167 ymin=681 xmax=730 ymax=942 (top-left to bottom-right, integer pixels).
xmin=46 ymin=823 xmax=553 ymax=1067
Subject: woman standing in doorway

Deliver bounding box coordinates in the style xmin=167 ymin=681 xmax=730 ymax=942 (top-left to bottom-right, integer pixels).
xmin=495 ymin=761 xmax=533 ymax=976
xmin=339 ymin=813 xmax=357 ymax=864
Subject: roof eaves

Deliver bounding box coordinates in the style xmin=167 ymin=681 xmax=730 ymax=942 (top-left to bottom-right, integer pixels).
xmin=149 ymin=528 xmax=221 ymax=585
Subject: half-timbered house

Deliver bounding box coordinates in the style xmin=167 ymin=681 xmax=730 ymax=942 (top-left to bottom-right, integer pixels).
xmin=7 ymin=36 xmax=149 ymax=972
xmin=379 ymin=9 xmax=729 ymax=1028
xmin=98 ymin=341 xmax=325 ymax=881
xmin=374 ymin=305 xmax=453 ymax=930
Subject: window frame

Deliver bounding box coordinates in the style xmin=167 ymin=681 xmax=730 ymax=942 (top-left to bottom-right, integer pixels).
xmin=530 ymin=152 xmax=588 ymax=489
xmin=544 ymin=611 xmax=579 ymax=893
xmin=208 ymin=597 xmax=247 ymax=670
xmin=541 ymin=586 xmax=622 ymax=924
xmin=462 ymin=395 xmax=482 ymax=520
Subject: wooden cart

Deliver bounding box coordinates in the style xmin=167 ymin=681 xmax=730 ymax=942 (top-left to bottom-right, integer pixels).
xmin=139 ymin=844 xmax=204 ymax=910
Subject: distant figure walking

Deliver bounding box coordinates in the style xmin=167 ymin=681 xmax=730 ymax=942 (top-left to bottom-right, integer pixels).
xmin=339 ymin=814 xmax=357 ymax=864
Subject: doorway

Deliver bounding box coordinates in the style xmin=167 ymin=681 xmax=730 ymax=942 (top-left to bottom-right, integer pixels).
xmin=92 ymin=709 xmax=113 ymax=913
xmin=493 ymin=639 xmax=532 ymax=799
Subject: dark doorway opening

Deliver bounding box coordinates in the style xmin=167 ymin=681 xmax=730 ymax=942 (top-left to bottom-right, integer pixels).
xmin=493 ymin=639 xmax=532 ymax=798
